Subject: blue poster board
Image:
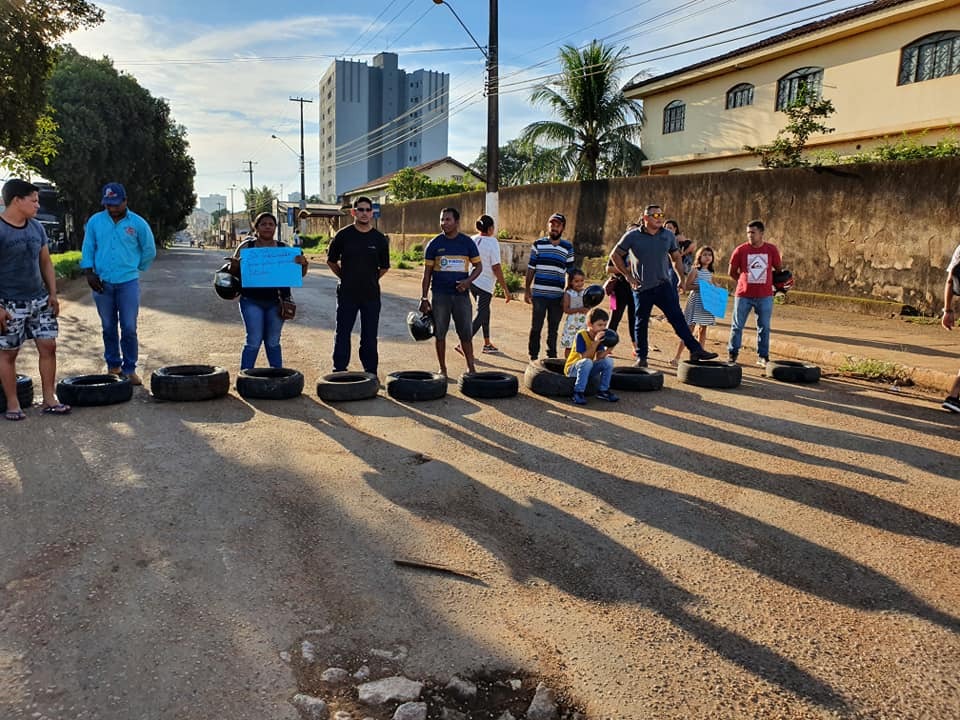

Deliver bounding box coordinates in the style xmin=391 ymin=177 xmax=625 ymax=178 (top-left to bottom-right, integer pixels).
xmin=698 ymin=279 xmax=728 ymax=318
xmin=239 ymin=246 xmax=303 ymax=288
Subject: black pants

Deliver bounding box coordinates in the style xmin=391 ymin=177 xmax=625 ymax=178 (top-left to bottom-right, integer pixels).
xmin=529 ymin=296 xmax=563 ymax=359
xmin=470 ymin=285 xmax=493 ymax=339
xmin=634 ymin=282 xmax=703 ymax=361
xmin=609 ymin=277 xmax=637 ymax=346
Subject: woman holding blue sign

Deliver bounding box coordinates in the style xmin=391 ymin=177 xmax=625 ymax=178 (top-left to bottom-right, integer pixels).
xmin=671 ymin=246 xmax=720 ymax=366
xmin=231 ymin=212 xmax=308 ymax=369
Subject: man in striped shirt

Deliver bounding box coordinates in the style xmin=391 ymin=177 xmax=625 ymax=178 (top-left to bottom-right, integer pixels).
xmin=524 ymin=212 xmax=574 ymax=360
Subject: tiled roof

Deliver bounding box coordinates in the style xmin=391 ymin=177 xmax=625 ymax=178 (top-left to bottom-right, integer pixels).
xmin=624 ymin=0 xmax=917 ymax=92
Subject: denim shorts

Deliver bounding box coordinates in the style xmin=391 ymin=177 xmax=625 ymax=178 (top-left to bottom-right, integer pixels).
xmin=431 ymin=292 xmax=472 ymax=340
xmin=0 ymin=295 xmax=58 ymax=349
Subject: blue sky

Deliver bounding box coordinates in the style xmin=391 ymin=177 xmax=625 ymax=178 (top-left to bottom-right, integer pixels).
xmin=62 ymin=0 xmax=857 ymax=201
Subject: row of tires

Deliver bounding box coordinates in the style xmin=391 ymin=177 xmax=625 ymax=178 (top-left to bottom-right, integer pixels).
xmin=10 ymin=358 xmax=821 ymax=409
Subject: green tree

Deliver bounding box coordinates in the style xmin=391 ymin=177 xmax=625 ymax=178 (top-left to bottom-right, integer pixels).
xmin=36 ymin=48 xmax=196 ymax=243
xmin=243 ymin=185 xmax=277 ymax=220
xmin=745 ymin=84 xmax=836 ymax=168
xmin=471 ymin=139 xmax=563 ymax=185
xmin=0 ymin=0 xmax=102 ymax=164
xmin=387 ymin=167 xmax=479 ymax=201
xmin=210 ymin=208 xmax=228 ymax=227
xmin=518 ymin=40 xmax=644 ymax=181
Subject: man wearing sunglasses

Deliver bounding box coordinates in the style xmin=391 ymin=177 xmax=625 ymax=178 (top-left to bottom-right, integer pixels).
xmin=610 ymin=204 xmax=718 ymax=367
xmin=327 ymin=196 xmax=390 ymax=375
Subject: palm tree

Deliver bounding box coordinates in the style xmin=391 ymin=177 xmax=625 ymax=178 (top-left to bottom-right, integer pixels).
xmin=518 ymin=40 xmax=644 ymax=182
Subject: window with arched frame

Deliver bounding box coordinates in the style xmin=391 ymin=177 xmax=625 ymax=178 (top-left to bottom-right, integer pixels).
xmin=775 ymin=67 xmax=823 ymax=110
xmin=662 ymin=100 xmax=685 ymax=134
xmin=726 ymin=83 xmax=754 ymax=109
xmin=899 ymin=31 xmax=960 ymax=85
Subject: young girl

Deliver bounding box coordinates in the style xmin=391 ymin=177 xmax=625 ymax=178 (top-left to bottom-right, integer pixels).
xmin=671 ymin=246 xmax=717 ymax=365
xmin=560 ymin=269 xmax=589 ymax=358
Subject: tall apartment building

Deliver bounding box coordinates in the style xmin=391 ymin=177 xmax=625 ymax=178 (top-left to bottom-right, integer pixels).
xmin=197 ymin=194 xmax=227 ymax=214
xmin=318 ymin=52 xmax=449 ymax=202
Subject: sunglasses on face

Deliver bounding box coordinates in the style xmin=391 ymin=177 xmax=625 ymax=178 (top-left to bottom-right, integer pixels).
xmin=647 ymin=212 xmax=665 ymax=219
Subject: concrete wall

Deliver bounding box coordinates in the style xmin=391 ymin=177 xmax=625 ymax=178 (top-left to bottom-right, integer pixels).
xmin=377 ymin=157 xmax=960 ymax=312
xmin=632 ymin=0 xmax=960 ymax=173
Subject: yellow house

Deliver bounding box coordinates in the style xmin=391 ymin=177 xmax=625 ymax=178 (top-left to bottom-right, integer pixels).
xmin=625 ymin=0 xmax=960 ymax=174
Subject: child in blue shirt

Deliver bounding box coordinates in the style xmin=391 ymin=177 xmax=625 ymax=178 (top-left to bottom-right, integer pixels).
xmin=563 ymin=306 xmax=619 ymax=405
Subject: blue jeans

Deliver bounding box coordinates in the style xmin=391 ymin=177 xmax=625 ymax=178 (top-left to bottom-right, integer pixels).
xmin=728 ymin=295 xmax=775 ymax=359
xmin=333 ymin=289 xmax=381 ymax=373
xmin=239 ymin=296 xmax=284 ymax=369
xmin=566 ymin=356 xmax=614 ymax=393
xmin=92 ymin=279 xmax=140 ymax=374
xmin=633 ymin=281 xmax=704 ymax=361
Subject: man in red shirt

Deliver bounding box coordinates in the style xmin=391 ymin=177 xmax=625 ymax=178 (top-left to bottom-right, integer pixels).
xmin=726 ymin=220 xmax=782 ymax=367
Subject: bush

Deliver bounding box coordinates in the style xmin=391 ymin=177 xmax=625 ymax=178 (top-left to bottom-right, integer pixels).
xmin=494 ymin=268 xmax=524 ymax=298
xmin=299 ymin=234 xmax=326 ymax=250
xmin=497 ymin=229 xmax=511 ymax=240
xmin=51 ymin=251 xmax=83 ymax=279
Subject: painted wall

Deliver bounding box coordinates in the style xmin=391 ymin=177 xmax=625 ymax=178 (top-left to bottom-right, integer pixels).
xmin=634 ymin=2 xmax=960 ymax=172
xmin=378 ymin=157 xmax=960 ymax=312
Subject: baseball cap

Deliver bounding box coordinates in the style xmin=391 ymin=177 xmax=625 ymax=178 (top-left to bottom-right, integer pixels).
xmin=548 ymin=212 xmax=566 ymax=225
xmin=101 ymin=183 xmax=126 ymax=206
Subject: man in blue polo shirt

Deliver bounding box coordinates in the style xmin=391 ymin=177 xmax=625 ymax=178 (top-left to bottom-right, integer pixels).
xmin=524 ymin=212 xmax=575 ymax=361
xmin=80 ymin=183 xmax=156 ymax=385
xmin=420 ymin=207 xmax=482 ymax=377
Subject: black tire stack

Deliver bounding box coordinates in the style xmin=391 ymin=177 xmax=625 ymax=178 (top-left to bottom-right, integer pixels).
xmin=0 ymin=374 xmax=34 ymax=412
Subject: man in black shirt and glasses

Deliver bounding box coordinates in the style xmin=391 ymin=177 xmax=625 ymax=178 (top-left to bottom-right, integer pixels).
xmin=327 ymin=196 xmax=390 ymax=374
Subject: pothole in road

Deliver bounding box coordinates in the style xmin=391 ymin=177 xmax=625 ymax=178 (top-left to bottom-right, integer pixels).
xmin=285 ymin=631 xmax=586 ymax=720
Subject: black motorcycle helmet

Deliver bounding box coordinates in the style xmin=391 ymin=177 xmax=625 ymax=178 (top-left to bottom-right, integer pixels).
xmin=772 ymin=269 xmax=794 ymax=293
xmin=214 ymin=262 xmax=240 ymax=300
xmin=406 ymin=311 xmax=435 ymax=341
xmin=599 ymin=328 xmax=619 ymax=350
xmin=582 ymin=284 xmax=606 ymax=308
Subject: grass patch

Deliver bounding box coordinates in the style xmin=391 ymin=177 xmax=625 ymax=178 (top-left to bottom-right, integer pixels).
xmin=837 ymin=357 xmax=912 ymax=385
xmin=390 ymin=246 xmax=424 ymax=268
xmin=51 ymin=251 xmax=83 ymax=279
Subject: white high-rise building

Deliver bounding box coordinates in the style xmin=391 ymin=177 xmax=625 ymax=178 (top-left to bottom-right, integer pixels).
xmin=319 ymin=52 xmax=449 ymax=202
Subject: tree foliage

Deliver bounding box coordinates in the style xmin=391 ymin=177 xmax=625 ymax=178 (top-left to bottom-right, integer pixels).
xmin=36 ymin=48 xmax=195 ymax=242
xmin=518 ymin=40 xmax=644 ymax=181
xmin=243 ymin=185 xmax=277 ymax=220
xmin=387 ymin=167 xmax=480 ymax=201
xmin=0 ymin=0 xmax=103 ymax=160
xmin=745 ymin=85 xmax=836 ymax=168
xmin=817 ymin=131 xmax=960 ymax=165
xmin=471 ymin=139 xmax=564 ymax=185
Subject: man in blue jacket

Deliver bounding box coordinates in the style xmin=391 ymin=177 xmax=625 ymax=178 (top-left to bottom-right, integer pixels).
xmin=80 ymin=183 xmax=156 ymax=385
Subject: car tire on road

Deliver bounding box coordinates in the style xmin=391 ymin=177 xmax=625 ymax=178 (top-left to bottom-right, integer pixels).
xmin=458 ymin=371 xmax=519 ymax=399
xmin=55 ymin=374 xmax=133 ymax=407
xmin=765 ymin=359 xmax=821 ymax=383
xmin=386 ymin=371 xmax=447 ymax=402
xmin=0 ymin=374 xmax=34 ymax=412
xmin=151 ymin=365 xmax=230 ymax=402
xmin=609 ymin=366 xmax=664 ymax=392
xmin=316 ymin=372 xmax=380 ymax=402
xmin=523 ymin=359 xmax=598 ymax=397
xmin=236 ymin=368 xmax=304 ymax=400
xmin=677 ymin=360 xmax=742 ymax=389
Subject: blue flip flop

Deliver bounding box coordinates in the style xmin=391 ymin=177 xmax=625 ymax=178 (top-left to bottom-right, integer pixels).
xmin=40 ymin=403 xmax=71 ymax=415
xmin=5 ymin=409 xmax=26 ymax=421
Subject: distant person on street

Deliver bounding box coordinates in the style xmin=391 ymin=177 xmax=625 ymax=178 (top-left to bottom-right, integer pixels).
xmin=231 ymin=212 xmax=308 ymax=369
xmin=292 ymin=230 xmax=301 ymax=248
xmin=726 ymin=220 xmax=782 ymax=367
xmin=664 ymin=219 xmax=696 ymax=291
xmin=525 ymin=212 xmax=575 ymax=361
xmin=327 ymin=196 xmax=390 ymax=374
xmin=939 ymin=243 xmax=960 ymax=413
xmin=0 ymin=179 xmax=70 ymax=419
xmin=456 ymin=213 xmax=511 ymax=356
xmin=564 ymin=306 xmax=619 ymax=406
xmin=80 ymin=182 xmax=157 ymax=386
xmin=420 ymin=207 xmax=482 ymax=377
xmin=610 ymin=204 xmax=718 ymax=367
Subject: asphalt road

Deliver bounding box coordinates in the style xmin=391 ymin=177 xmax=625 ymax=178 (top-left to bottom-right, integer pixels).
xmin=1 ymin=246 xmax=958 ymax=720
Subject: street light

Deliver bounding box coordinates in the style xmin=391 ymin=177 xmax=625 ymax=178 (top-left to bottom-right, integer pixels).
xmin=229 ymin=184 xmax=237 ymax=246
xmin=433 ymin=0 xmax=498 ymax=218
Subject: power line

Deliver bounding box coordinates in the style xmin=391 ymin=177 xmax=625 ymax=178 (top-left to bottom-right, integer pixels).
xmin=388 ymin=4 xmax=437 ymax=50
xmin=341 ymin=0 xmax=402 ymax=57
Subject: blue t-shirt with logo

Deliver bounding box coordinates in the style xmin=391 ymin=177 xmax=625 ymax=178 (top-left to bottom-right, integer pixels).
xmin=425 ymin=232 xmax=480 ymax=295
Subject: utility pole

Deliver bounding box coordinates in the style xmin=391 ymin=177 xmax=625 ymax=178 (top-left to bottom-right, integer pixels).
xmin=243 ymin=161 xmax=257 ymax=196
xmin=290 ymin=96 xmax=313 ymax=232
xmin=486 ymin=0 xmax=499 ymax=220
xmin=229 ymin=184 xmax=237 ymax=246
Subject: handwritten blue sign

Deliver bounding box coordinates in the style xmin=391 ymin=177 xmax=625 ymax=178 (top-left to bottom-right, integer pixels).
xmin=698 ymin=279 xmax=728 ymax=318
xmin=239 ymin=246 xmax=303 ymax=288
